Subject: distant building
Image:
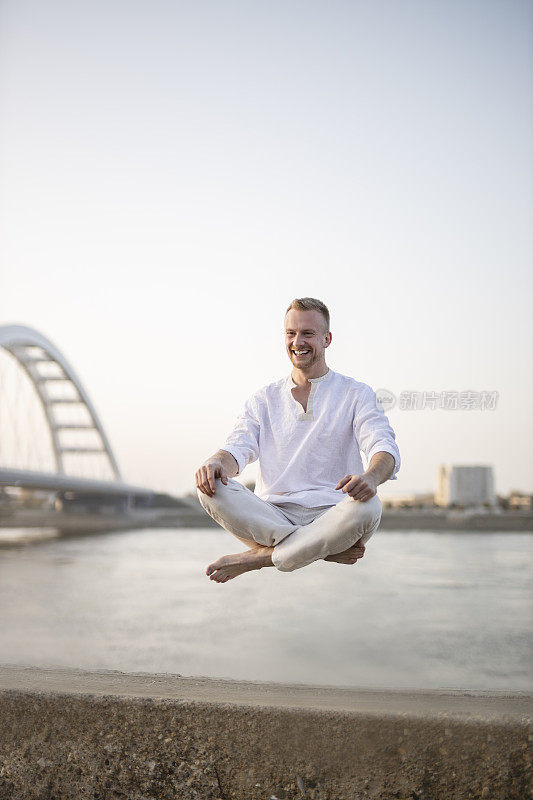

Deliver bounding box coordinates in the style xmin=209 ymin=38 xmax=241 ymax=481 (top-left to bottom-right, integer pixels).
xmin=508 ymin=492 xmax=533 ymax=511
xmin=435 ymin=465 xmax=496 ymax=508
xmin=382 ymin=493 xmax=435 ymax=510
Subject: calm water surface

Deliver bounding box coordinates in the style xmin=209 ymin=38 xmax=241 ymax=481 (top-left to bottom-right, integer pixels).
xmin=0 ymin=527 xmax=531 ymax=690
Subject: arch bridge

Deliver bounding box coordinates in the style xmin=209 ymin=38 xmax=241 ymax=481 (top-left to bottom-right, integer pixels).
xmin=0 ymin=324 xmax=189 ymax=530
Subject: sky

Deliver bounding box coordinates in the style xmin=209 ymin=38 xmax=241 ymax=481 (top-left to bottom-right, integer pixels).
xmin=1 ymin=0 xmax=532 ymax=498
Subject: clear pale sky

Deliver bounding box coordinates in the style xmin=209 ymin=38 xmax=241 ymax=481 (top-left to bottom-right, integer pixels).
xmin=1 ymin=0 xmax=532 ymax=498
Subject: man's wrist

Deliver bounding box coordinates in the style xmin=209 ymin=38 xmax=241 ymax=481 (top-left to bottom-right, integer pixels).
xmin=215 ymin=449 xmax=239 ymax=478
xmin=362 ymin=472 xmax=380 ymax=494
xmin=365 ymin=452 xmax=396 ymax=486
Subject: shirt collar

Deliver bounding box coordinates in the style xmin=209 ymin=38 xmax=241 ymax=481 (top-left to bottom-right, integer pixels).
xmin=288 ymin=368 xmax=332 ymax=388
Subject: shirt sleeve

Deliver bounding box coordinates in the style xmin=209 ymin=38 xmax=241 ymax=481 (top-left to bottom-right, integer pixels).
xmin=353 ymin=385 xmax=401 ymax=481
xmin=221 ymin=395 xmax=260 ymax=476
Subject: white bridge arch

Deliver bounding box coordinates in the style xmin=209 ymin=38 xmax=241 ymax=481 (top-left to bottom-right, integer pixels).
xmin=0 ymin=324 xmax=121 ymax=480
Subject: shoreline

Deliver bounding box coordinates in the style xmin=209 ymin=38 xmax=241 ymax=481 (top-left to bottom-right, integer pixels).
xmin=1 ymin=507 xmax=533 ymax=538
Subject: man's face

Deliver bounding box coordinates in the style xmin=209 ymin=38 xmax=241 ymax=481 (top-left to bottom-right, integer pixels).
xmin=284 ymin=309 xmax=331 ymax=369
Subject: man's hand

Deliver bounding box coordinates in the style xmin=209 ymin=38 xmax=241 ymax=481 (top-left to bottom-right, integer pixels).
xmin=196 ymin=458 xmax=228 ymax=497
xmin=335 ymin=472 xmax=378 ymax=501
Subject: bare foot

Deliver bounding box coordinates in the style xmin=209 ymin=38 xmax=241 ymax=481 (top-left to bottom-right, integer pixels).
xmin=324 ymin=541 xmax=365 ymax=565
xmin=206 ymin=547 xmax=273 ymax=583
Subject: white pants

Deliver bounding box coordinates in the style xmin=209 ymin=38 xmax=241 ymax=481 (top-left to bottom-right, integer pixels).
xmin=197 ymin=479 xmax=383 ymax=572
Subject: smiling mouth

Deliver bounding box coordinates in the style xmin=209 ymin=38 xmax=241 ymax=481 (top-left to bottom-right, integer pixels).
xmin=292 ymin=349 xmax=311 ymax=356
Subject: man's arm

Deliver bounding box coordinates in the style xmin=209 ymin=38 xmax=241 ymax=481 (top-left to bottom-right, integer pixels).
xmin=337 ymin=382 xmax=401 ymax=503
xmin=366 ymin=451 xmax=396 ymax=486
xmin=195 ymin=393 xmax=261 ymax=497
xmin=353 ymin=384 xmax=401 ymax=482
xmin=195 ymin=449 xmax=239 ymax=498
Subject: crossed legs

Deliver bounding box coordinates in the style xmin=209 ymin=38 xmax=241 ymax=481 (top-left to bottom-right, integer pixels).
xmin=197 ymin=478 xmax=382 ymax=582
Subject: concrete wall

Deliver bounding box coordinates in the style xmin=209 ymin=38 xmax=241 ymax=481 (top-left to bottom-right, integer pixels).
xmin=377 ymin=510 xmax=533 ymax=531
xmin=0 ymin=666 xmax=531 ymax=800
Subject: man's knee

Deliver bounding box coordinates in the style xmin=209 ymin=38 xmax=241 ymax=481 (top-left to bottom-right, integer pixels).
xmin=196 ymin=479 xmax=242 ymax=534
xmin=341 ymin=494 xmax=382 ymax=533
xmin=196 ymin=486 xmax=209 ymax=510
xmin=196 ymin=479 xmax=289 ymax=546
xmin=197 ymin=477 xmax=246 ymax=512
xmin=195 ymin=482 xmax=242 ymax=542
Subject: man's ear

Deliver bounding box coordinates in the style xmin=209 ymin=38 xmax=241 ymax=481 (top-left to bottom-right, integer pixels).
xmin=324 ymin=331 xmax=332 ymax=348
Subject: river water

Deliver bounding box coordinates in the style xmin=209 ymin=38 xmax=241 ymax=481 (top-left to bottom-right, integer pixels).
xmin=0 ymin=527 xmax=531 ymax=691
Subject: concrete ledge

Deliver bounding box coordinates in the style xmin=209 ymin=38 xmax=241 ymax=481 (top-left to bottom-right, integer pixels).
xmin=1 ymin=666 xmax=532 ymax=800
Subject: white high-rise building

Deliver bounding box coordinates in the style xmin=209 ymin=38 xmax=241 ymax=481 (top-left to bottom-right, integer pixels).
xmin=436 ymin=465 xmax=496 ymax=508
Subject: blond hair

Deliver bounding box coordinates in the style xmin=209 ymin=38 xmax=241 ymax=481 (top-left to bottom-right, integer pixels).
xmin=285 ymin=297 xmax=330 ymax=333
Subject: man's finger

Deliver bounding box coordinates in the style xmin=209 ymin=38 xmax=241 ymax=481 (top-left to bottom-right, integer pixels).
xmin=200 ymin=468 xmax=214 ymax=497
xmin=196 ymin=477 xmax=208 ymax=496
xmin=349 ymin=482 xmax=374 ymax=500
xmin=207 ymin=468 xmax=217 ymax=494
xmin=343 ymin=476 xmax=362 ymax=493
xmin=198 ymin=469 xmax=206 ymax=494
xmin=220 ymin=471 xmax=228 ymax=485
xmin=200 ymin=481 xmax=212 ymax=497
xmin=337 ymin=474 xmax=357 ymax=490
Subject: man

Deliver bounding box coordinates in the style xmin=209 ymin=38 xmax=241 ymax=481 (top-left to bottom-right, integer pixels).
xmin=195 ymin=297 xmax=400 ymax=583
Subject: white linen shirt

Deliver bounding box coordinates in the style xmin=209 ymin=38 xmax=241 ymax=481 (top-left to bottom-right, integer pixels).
xmin=222 ymin=368 xmax=401 ymax=508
